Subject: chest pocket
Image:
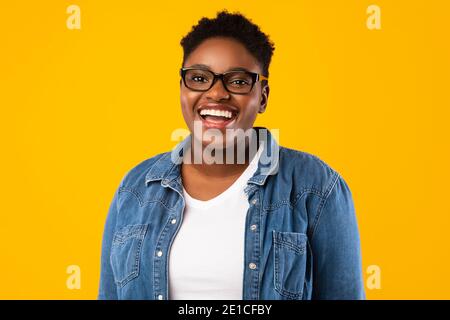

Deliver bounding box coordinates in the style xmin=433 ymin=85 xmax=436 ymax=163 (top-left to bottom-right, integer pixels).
xmin=110 ymin=224 xmax=149 ymax=287
xmin=273 ymin=230 xmax=308 ymax=299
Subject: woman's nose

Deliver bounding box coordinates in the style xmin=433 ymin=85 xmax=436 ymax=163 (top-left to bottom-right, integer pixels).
xmin=205 ymin=78 xmax=230 ymax=100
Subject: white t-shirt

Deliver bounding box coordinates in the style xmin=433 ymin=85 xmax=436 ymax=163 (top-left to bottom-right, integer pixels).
xmin=168 ymin=146 xmax=263 ymax=300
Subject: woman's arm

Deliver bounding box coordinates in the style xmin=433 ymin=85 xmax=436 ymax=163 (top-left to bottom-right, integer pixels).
xmin=310 ymin=174 xmax=365 ymax=299
xmin=98 ymin=188 xmax=119 ymax=300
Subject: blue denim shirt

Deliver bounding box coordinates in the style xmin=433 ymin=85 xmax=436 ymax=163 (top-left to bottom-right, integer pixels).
xmin=98 ymin=128 xmax=365 ymax=300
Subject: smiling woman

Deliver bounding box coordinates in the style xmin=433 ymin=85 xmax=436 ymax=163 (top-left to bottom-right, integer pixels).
xmin=98 ymin=10 xmax=365 ymax=300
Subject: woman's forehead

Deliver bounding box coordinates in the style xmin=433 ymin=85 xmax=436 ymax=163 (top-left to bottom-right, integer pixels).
xmin=184 ymin=37 xmax=261 ymax=73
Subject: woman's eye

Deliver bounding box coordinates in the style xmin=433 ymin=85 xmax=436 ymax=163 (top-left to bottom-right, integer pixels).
xmin=230 ymin=79 xmax=249 ymax=86
xmin=191 ymin=76 xmax=208 ymax=82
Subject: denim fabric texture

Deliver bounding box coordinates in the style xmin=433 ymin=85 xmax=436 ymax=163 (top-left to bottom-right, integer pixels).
xmin=98 ymin=127 xmax=365 ymax=300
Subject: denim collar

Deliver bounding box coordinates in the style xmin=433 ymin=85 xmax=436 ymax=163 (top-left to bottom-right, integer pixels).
xmin=145 ymin=127 xmax=280 ymax=187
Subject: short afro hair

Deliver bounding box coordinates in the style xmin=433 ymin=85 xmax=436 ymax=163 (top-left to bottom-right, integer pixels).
xmin=180 ymin=10 xmax=275 ymax=78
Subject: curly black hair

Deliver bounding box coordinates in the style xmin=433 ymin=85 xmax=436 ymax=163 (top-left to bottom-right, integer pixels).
xmin=180 ymin=10 xmax=275 ymax=78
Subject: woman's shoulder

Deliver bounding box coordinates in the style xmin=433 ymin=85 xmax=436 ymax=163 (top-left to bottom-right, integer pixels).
xmin=278 ymin=146 xmax=342 ymax=198
xmin=119 ymin=151 xmax=172 ymax=189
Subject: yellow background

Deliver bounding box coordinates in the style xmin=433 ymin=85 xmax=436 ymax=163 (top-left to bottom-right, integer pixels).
xmin=1 ymin=0 xmax=449 ymax=299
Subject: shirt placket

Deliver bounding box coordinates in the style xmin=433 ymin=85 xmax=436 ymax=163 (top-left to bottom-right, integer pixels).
xmin=153 ymin=179 xmax=185 ymax=300
xmin=242 ymin=185 xmax=262 ymax=300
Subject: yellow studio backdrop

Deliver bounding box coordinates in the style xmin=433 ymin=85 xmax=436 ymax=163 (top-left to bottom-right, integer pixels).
xmin=0 ymin=0 xmax=449 ymax=299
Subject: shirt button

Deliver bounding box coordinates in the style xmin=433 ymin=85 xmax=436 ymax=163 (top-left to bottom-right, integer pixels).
xmin=250 ymin=224 xmax=257 ymax=231
xmin=156 ymin=250 xmax=163 ymax=257
xmin=171 ymin=219 xmax=177 ymax=224
xmin=157 ymin=294 xmax=163 ymax=300
xmin=249 ymin=262 xmax=257 ymax=270
xmin=251 ymin=199 xmax=258 ymax=205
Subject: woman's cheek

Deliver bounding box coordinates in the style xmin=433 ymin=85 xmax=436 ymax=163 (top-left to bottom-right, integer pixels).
xmin=237 ymin=99 xmax=259 ymax=128
xmin=180 ymin=94 xmax=194 ymax=117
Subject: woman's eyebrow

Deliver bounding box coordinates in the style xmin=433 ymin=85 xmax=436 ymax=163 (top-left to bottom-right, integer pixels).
xmin=227 ymin=66 xmax=251 ymax=72
xmin=186 ymin=64 xmax=251 ymax=73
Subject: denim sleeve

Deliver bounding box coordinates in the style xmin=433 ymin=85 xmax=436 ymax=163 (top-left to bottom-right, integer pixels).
xmin=98 ymin=187 xmax=119 ymax=300
xmin=310 ymin=174 xmax=365 ymax=300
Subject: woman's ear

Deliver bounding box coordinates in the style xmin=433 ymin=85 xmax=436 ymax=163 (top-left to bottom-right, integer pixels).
xmin=258 ymin=84 xmax=270 ymax=113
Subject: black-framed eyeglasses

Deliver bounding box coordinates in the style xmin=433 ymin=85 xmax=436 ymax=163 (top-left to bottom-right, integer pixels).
xmin=180 ymin=67 xmax=268 ymax=94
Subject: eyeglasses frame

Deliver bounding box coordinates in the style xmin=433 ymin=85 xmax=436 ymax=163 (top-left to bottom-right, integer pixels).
xmin=180 ymin=67 xmax=268 ymax=95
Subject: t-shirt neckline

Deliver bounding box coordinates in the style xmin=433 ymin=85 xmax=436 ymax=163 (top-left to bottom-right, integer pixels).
xmin=182 ymin=145 xmax=264 ymax=210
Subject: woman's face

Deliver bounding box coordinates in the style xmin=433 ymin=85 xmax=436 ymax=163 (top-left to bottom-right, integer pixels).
xmin=180 ymin=37 xmax=269 ymax=149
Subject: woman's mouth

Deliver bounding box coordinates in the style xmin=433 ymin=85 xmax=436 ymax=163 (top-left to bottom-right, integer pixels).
xmin=197 ymin=108 xmax=238 ymax=129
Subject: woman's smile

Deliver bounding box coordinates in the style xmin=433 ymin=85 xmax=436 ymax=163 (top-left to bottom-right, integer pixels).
xmin=196 ymin=102 xmax=239 ymax=130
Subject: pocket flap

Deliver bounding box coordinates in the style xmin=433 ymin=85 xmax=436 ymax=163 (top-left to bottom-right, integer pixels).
xmin=272 ymin=231 xmax=307 ymax=253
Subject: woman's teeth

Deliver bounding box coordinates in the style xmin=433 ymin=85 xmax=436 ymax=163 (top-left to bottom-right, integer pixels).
xmin=199 ymin=109 xmax=233 ymax=119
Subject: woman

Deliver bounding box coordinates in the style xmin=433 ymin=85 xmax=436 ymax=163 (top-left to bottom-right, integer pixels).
xmin=98 ymin=10 xmax=365 ymax=300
